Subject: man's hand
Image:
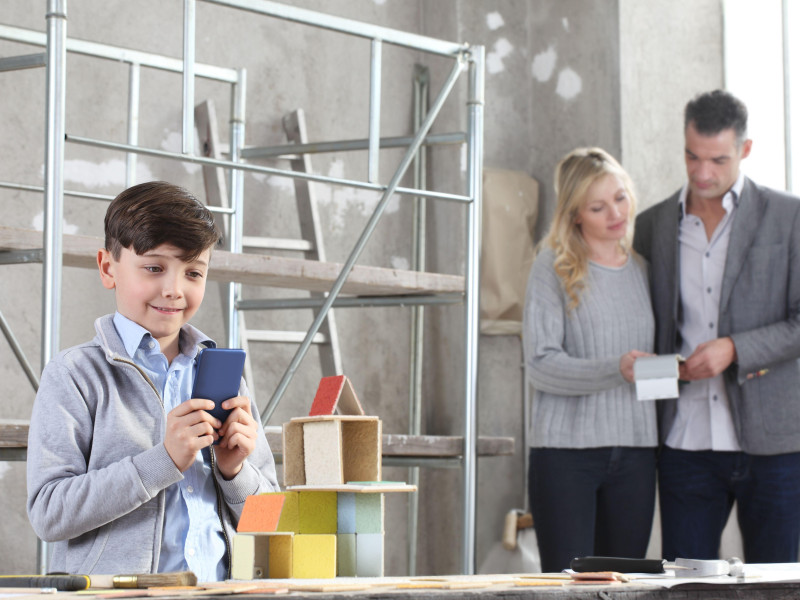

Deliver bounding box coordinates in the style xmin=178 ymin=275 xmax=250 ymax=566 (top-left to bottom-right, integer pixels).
xmin=679 ymin=337 xmax=737 ymax=381
xmin=214 ymin=396 xmax=258 ymax=480
xmin=164 ymin=398 xmax=219 ymax=472
xmin=620 ymin=350 xmax=656 ymax=383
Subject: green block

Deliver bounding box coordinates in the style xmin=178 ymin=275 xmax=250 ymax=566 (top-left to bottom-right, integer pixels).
xmin=298 ymin=491 xmax=337 ymax=533
xmin=355 ymin=492 xmax=384 ymax=533
xmin=337 ymin=533 xmax=356 ymax=577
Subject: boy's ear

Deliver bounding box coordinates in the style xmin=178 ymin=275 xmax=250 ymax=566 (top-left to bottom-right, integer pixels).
xmin=97 ymin=248 xmax=116 ymax=290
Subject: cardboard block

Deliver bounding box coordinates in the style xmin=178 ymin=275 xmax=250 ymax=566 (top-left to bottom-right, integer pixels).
xmin=337 ymin=492 xmax=356 ymax=534
xmin=237 ymin=494 xmax=285 ymax=533
xmin=268 ymin=535 xmax=294 ymax=579
xmin=341 ymin=418 xmax=381 ymax=483
xmin=336 ymin=533 xmax=356 ymax=577
xmin=275 ymin=491 xmax=300 ymax=533
xmin=303 ymin=420 xmax=344 ymax=485
xmin=282 ymin=420 xmax=305 ymax=487
xmin=355 ymin=492 xmax=384 ymax=533
xmin=298 ymin=491 xmax=337 ymax=534
xmin=355 ymin=533 xmax=384 ymax=577
xmin=293 ymin=534 xmax=337 ymax=579
xmin=309 ymin=375 xmax=364 ymax=416
xmin=231 ymin=533 xmax=270 ymax=580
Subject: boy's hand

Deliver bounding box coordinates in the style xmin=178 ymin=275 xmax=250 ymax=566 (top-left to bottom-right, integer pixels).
xmin=214 ymin=396 xmax=258 ymax=480
xmin=164 ymin=399 xmax=220 ymax=472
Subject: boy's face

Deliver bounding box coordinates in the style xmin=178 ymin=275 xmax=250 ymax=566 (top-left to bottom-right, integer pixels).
xmin=98 ymin=243 xmax=211 ymax=354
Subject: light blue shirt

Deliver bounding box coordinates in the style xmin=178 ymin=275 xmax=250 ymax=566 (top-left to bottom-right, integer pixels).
xmin=669 ymin=173 xmax=745 ymax=451
xmin=113 ymin=313 xmax=227 ymax=582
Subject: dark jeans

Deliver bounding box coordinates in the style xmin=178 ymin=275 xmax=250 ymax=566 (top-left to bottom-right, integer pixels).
xmin=528 ymin=447 xmax=657 ymax=573
xmin=659 ymin=446 xmax=800 ymax=563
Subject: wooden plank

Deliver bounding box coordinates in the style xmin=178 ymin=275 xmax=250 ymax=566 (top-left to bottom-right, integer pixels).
xmin=0 ymin=419 xmax=28 ymax=447
xmin=382 ymin=433 xmax=515 ymax=457
xmin=4 ymin=422 xmax=513 ymax=458
xmin=0 ymin=226 xmax=464 ymax=297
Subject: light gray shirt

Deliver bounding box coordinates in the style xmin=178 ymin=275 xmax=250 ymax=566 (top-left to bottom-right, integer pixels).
xmin=523 ymin=247 xmax=657 ymax=448
xmin=668 ymin=173 xmax=745 ymax=451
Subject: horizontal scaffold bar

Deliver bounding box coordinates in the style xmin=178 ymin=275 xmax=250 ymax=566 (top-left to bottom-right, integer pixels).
xmin=201 ymin=0 xmax=468 ymax=57
xmin=64 ymin=134 xmax=473 ymax=203
xmin=0 ymin=24 xmax=238 ymax=82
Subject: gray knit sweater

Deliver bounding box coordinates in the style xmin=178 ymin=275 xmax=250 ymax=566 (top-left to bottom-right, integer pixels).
xmin=523 ymin=247 xmax=657 ymax=448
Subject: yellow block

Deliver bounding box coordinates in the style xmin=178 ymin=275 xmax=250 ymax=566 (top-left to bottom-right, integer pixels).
xmin=298 ymin=491 xmax=337 ymax=533
xmin=269 ymin=535 xmax=294 ymax=579
xmin=275 ymin=491 xmax=300 ymax=532
xmin=292 ymin=534 xmax=336 ymax=579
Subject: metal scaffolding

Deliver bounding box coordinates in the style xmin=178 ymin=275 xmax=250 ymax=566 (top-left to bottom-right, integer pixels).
xmin=1 ymin=0 xmax=484 ymax=574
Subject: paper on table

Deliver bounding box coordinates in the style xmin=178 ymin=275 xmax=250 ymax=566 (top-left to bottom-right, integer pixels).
xmin=633 ymin=562 xmax=800 ymax=588
xmin=634 ymin=355 xmax=683 ymax=401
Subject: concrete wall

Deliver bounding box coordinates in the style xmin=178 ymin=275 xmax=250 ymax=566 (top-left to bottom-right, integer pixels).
xmin=0 ymin=0 xmax=724 ymax=576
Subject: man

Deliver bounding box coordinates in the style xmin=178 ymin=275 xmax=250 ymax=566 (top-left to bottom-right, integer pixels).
xmin=634 ymin=90 xmax=800 ymax=563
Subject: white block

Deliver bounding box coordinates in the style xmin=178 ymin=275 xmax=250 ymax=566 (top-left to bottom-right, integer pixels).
xmin=303 ymin=420 xmax=344 ymax=485
xmin=355 ymin=533 xmax=384 ymax=577
xmin=634 ymin=355 xmax=682 ymax=400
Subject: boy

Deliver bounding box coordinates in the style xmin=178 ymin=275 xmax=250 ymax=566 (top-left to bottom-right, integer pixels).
xmin=27 ymin=181 xmax=279 ymax=581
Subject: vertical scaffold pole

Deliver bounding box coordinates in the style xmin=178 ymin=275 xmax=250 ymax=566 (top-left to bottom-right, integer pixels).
xmin=227 ymin=69 xmax=246 ymax=349
xmin=462 ymin=44 xmax=484 ymax=576
xmin=182 ymin=0 xmax=196 ymax=155
xmin=126 ymin=63 xmax=140 ymax=187
xmin=40 ymin=0 xmax=67 ymax=574
xmin=368 ymin=38 xmax=382 ymax=183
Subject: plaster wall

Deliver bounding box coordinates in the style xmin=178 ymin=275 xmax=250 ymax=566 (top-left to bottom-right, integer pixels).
xmin=0 ymin=0 xmax=724 ymax=577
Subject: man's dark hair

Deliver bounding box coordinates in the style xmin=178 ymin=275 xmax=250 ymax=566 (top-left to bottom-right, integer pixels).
xmin=684 ymin=89 xmax=748 ymax=144
xmin=104 ymin=181 xmax=222 ymax=261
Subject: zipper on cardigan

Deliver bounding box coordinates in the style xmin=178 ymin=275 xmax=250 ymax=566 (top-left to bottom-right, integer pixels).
xmin=113 ymin=352 xmax=232 ymax=578
xmin=111 ymin=356 xmax=164 ymax=408
xmin=209 ymin=447 xmax=233 ymax=579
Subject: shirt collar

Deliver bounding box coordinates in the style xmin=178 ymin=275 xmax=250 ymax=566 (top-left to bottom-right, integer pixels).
xmin=112 ymin=312 xmax=215 ymax=359
xmin=678 ymin=171 xmax=745 ymax=219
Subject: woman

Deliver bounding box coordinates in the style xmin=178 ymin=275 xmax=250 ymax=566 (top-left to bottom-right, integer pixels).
xmin=523 ymin=147 xmax=656 ymax=572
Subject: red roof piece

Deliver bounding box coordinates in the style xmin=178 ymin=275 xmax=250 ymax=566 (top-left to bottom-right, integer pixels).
xmin=309 ymin=376 xmax=345 ymax=416
xmin=309 ymin=375 xmax=364 ymax=416
xmin=237 ymin=493 xmax=286 ymax=533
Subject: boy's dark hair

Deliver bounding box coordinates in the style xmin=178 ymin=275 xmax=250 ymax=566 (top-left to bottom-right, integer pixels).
xmin=104 ymin=181 xmax=222 ymax=261
xmin=684 ymin=89 xmax=748 ymax=145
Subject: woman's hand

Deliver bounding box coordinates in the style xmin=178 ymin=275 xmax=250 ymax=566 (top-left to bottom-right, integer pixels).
xmin=620 ymin=350 xmax=655 ymax=383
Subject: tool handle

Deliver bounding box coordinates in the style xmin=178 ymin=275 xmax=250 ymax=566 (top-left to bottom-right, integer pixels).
xmin=0 ymin=575 xmax=91 ymax=591
xmin=571 ymin=556 xmax=666 ymax=574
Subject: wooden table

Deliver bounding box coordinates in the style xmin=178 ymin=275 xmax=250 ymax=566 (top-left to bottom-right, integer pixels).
xmin=195 ymin=578 xmax=800 ymax=599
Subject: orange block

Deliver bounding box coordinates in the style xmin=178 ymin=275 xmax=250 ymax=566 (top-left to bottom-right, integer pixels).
xmin=237 ymin=493 xmax=285 ymax=533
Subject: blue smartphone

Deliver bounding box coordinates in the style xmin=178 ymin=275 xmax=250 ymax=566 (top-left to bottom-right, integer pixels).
xmin=191 ymin=348 xmax=246 ymax=430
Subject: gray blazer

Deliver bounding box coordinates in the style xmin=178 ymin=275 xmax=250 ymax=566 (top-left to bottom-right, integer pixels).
xmin=633 ymin=177 xmax=800 ymax=455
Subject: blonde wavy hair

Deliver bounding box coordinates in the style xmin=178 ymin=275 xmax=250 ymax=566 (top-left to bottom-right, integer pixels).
xmin=541 ymin=147 xmax=637 ymax=310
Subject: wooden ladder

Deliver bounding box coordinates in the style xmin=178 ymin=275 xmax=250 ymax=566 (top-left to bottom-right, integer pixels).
xmin=194 ymin=101 xmax=343 ymax=406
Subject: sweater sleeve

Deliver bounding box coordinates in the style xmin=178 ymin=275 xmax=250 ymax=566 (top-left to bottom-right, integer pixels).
xmin=26 ymin=355 xmax=183 ymax=543
xmin=523 ymin=251 xmax=626 ymax=396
